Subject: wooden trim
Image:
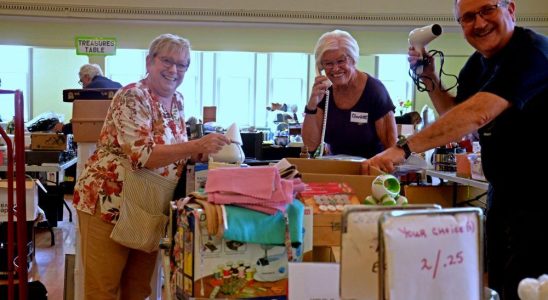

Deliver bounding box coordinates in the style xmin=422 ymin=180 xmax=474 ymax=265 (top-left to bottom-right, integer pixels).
xmin=1 ymin=2 xmax=546 ymax=27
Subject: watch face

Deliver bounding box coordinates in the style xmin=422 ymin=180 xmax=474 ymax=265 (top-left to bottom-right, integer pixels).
xmin=397 ymin=138 xmax=407 ymax=147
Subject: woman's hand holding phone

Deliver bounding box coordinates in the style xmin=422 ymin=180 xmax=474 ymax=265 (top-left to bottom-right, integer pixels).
xmin=307 ymin=67 xmax=332 ymax=109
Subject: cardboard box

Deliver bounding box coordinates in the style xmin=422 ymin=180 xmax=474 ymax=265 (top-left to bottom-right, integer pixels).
xmin=0 ymin=179 xmax=39 ymax=221
xmin=203 ymin=106 xmax=217 ymax=123
xmin=176 ymin=204 xmax=311 ymax=299
xmin=284 ymin=159 xmax=380 ymax=247
xmin=404 ymin=184 xmax=487 ymax=208
xmin=30 ymin=133 xmax=67 ymax=151
xmin=299 ymin=173 xmax=375 ymax=247
xmin=185 ymin=163 xmax=209 ymax=194
xmin=286 ymin=158 xmax=362 ymax=175
xmin=72 ymin=99 xmax=111 ymax=142
xmin=456 ymin=153 xmax=472 ymax=178
xmin=286 ymin=157 xmax=383 ymax=176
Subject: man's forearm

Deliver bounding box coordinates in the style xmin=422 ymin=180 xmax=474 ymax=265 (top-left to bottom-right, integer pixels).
xmin=408 ymin=92 xmax=510 ymax=153
xmin=426 ymin=75 xmax=457 ymax=115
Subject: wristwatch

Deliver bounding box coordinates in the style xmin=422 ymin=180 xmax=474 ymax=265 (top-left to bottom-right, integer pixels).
xmin=304 ymin=106 xmax=317 ymax=114
xmin=396 ymin=137 xmax=412 ymax=159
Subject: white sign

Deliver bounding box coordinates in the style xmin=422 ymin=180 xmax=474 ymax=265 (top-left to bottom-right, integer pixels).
xmin=340 ymin=205 xmax=440 ymax=300
xmin=350 ymin=111 xmax=368 ymax=124
xmin=381 ymin=210 xmax=482 ymax=300
xmin=341 ymin=210 xmax=384 ymax=300
xmin=75 ymin=36 xmax=117 ymax=56
xmin=288 ymin=262 xmax=340 ymax=300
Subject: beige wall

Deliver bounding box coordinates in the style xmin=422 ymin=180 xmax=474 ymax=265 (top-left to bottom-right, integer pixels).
xmin=0 ymin=18 xmax=480 ymax=54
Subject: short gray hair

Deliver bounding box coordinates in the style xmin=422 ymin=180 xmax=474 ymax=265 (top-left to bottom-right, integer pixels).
xmin=314 ymin=29 xmax=359 ymax=70
xmin=79 ymin=64 xmax=103 ymax=78
xmin=148 ymin=33 xmax=191 ymax=59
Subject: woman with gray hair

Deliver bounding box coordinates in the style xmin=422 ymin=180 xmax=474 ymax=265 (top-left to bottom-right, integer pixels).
xmin=302 ymin=29 xmax=397 ymax=158
xmin=74 ymin=33 xmax=229 ymax=299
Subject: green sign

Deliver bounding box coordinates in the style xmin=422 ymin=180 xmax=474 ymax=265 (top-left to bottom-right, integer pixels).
xmin=75 ymin=36 xmax=117 ymax=56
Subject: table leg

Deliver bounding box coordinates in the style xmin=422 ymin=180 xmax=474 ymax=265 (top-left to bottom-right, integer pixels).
xmin=55 ymin=170 xmax=73 ymax=223
xmin=62 ymin=200 xmax=73 ymax=223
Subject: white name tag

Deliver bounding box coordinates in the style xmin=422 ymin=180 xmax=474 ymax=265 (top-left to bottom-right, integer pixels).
xmin=350 ymin=111 xmax=368 ymax=124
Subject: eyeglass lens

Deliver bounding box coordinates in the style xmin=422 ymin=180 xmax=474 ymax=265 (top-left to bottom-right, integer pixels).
xmin=459 ymin=3 xmax=500 ymax=24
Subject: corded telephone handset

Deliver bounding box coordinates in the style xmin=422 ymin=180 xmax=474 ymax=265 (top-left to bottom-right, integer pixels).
xmin=315 ymin=66 xmax=331 ymax=158
xmin=316 ymin=66 xmax=332 ymax=88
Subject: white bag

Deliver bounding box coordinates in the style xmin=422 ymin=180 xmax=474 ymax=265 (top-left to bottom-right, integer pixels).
xmin=110 ymin=164 xmax=177 ymax=253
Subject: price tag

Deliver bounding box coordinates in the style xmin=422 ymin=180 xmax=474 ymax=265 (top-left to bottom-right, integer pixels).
xmin=379 ymin=208 xmax=483 ymax=300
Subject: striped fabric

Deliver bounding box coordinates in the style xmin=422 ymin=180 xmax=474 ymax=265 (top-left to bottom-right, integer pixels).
xmin=110 ymin=165 xmax=177 ymax=253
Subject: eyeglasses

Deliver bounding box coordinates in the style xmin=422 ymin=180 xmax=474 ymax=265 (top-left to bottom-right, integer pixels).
xmin=457 ymin=1 xmax=506 ymax=26
xmin=158 ymin=56 xmax=190 ymax=73
xmin=321 ymin=55 xmax=350 ymax=70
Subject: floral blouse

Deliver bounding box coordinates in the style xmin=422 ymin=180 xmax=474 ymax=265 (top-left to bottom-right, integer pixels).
xmin=73 ymin=79 xmax=188 ymax=224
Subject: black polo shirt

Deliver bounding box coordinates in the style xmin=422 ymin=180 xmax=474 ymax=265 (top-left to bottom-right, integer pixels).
xmin=455 ymin=27 xmax=548 ymax=195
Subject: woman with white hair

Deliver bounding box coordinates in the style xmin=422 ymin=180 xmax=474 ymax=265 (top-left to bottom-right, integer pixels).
xmin=74 ymin=34 xmax=229 ymax=299
xmin=302 ymin=29 xmax=397 ymax=158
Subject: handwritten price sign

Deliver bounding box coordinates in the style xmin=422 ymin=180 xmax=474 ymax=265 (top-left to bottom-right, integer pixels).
xmin=381 ymin=209 xmax=482 ymax=300
xmin=340 ymin=205 xmax=440 ymax=300
xmin=421 ymin=249 xmax=464 ymax=279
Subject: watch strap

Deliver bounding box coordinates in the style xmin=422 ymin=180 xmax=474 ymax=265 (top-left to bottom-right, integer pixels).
xmin=304 ymin=106 xmax=317 ymax=114
xmin=397 ymin=138 xmax=412 ymax=159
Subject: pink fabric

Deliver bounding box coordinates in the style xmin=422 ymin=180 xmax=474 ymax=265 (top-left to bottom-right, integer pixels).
xmin=205 ymin=166 xmax=279 ymax=199
xmin=292 ymin=178 xmax=306 ymax=195
xmin=206 ymin=166 xmax=294 ymax=214
xmin=208 ymin=179 xmax=292 ymax=205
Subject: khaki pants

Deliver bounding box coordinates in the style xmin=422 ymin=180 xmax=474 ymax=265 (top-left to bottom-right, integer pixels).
xmin=78 ymin=209 xmax=158 ymax=300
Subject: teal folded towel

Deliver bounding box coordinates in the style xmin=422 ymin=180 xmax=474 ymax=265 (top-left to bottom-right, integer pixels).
xmin=223 ymin=200 xmax=304 ymax=246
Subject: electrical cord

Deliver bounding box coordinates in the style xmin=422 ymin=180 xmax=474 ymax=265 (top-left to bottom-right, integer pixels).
xmin=318 ymin=88 xmax=330 ymax=158
xmin=409 ymin=49 xmax=459 ymax=93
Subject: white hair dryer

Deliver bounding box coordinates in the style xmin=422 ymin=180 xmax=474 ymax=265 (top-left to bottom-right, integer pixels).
xmin=210 ymin=123 xmax=245 ymax=164
xmin=408 ymin=24 xmax=442 ymax=74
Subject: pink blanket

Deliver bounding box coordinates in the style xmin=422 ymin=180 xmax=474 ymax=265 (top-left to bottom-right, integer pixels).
xmin=205 ymin=166 xmax=294 ymax=214
xmin=206 ymin=166 xmax=279 ymax=199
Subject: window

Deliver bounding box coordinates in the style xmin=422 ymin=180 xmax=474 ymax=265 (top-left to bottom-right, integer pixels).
xmin=106 ymin=49 xmax=147 ymax=87
xmin=211 ymin=51 xmax=256 ymax=127
xmin=377 ymin=54 xmax=414 ymax=115
xmin=32 ymin=48 xmax=88 ymax=122
xmin=267 ymin=52 xmax=309 ymax=127
xmin=0 ymin=46 xmax=30 ymax=121
xmin=177 ymin=51 xmax=202 ymax=121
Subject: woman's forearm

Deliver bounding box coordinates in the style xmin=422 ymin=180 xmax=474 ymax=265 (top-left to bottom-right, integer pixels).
xmin=144 ymin=141 xmax=198 ymax=169
xmin=143 ymin=133 xmax=230 ymax=169
xmin=302 ymin=112 xmax=323 ymax=151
